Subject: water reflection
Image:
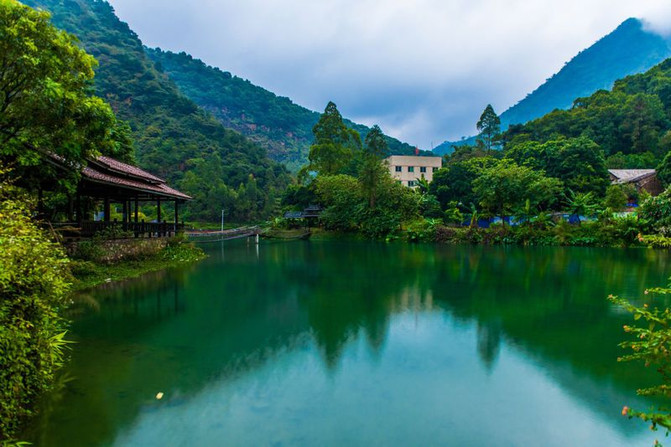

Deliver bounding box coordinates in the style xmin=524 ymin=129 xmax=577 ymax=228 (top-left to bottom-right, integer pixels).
xmin=24 ymin=241 xmax=671 ymax=446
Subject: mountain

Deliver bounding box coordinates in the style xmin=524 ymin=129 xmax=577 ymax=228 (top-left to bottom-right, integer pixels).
xmin=146 ymin=48 xmax=424 ymax=172
xmin=22 ymin=0 xmax=291 ymax=222
xmin=434 ymin=18 xmax=671 ymax=155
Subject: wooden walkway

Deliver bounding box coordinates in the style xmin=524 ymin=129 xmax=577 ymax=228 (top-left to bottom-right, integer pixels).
xmin=186 ymin=226 xmax=261 ymax=241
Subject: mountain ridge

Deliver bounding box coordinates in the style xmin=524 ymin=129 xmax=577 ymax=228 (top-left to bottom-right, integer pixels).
xmin=146 ymin=48 xmax=427 ymax=172
xmin=434 ymin=17 xmax=671 ymax=155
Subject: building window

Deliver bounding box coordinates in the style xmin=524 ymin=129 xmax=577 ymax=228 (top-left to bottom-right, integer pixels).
xmin=395 ymin=166 xmax=402 ymax=172
xmin=408 ymin=166 xmax=414 ymax=173
xmin=433 ymin=167 xmax=439 ymax=172
xmin=408 ymin=180 xmax=416 ymax=187
xmin=420 ymin=167 xmax=427 ymax=173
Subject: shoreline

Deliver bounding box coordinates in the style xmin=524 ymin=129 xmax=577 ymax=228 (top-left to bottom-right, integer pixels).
xmin=69 ymin=239 xmax=207 ymax=291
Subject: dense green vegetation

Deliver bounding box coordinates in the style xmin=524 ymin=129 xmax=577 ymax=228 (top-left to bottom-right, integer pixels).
xmin=0 ymin=180 xmax=70 ymax=441
xmin=435 ymin=18 xmax=671 ymax=155
xmin=0 ymin=0 xmax=130 ymax=201
xmin=280 ymin=103 xmax=422 ymax=238
xmin=146 ymin=48 xmax=425 ymax=171
xmin=279 ymin=94 xmax=670 ymax=248
xmin=421 ymin=56 xmax=671 ymax=244
xmin=23 ymin=0 xmax=291 ymax=222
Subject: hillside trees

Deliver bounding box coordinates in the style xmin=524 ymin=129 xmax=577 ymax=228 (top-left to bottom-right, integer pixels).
xmin=146 ymin=48 xmax=421 ymax=171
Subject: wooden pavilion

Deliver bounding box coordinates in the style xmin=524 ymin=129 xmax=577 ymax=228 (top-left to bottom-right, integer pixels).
xmin=49 ymin=154 xmax=191 ymax=238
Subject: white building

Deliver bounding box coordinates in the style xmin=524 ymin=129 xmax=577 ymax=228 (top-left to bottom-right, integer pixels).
xmin=385 ymin=155 xmax=443 ymax=187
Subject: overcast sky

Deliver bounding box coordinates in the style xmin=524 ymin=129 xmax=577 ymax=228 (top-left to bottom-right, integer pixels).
xmin=107 ymin=0 xmax=671 ymax=150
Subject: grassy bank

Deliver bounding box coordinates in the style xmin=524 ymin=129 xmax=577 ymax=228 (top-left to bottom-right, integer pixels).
xmin=68 ymin=236 xmax=206 ymax=291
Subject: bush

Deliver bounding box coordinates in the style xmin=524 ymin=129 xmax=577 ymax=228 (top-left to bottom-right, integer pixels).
xmin=0 ymin=199 xmax=71 ymax=440
xmin=640 ymin=188 xmax=671 ymax=232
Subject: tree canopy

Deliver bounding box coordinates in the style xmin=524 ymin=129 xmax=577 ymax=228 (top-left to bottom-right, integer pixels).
xmin=0 ymin=0 xmax=119 ymax=185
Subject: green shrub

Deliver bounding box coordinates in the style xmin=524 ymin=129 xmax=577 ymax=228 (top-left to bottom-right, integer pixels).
xmin=640 ymin=235 xmax=671 ymax=249
xmin=640 ymin=188 xmax=671 ymax=232
xmin=0 ymin=199 xmax=71 ymax=440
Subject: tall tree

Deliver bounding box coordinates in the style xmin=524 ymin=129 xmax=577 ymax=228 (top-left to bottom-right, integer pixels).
xmin=308 ymin=101 xmax=360 ymax=175
xmin=476 ymin=104 xmax=501 ymax=153
xmin=359 ymin=124 xmax=388 ymax=208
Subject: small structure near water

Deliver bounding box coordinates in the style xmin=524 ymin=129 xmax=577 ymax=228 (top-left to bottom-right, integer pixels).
xmin=283 ymin=205 xmax=323 ymax=227
xmin=608 ymin=169 xmax=662 ymax=196
xmin=48 ymin=154 xmax=191 ymax=238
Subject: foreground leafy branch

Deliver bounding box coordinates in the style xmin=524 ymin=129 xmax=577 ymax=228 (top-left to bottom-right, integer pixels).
xmin=610 ymin=286 xmax=671 ymax=443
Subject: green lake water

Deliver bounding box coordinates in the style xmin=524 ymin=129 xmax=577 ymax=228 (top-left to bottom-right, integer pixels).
xmin=23 ymin=240 xmax=671 ymax=446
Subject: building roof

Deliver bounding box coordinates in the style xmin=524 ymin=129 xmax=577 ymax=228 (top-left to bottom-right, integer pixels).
xmin=385 ymin=155 xmax=443 ymax=165
xmin=608 ymin=169 xmax=656 ymax=185
xmin=91 ymin=156 xmax=165 ymax=184
xmin=45 ymin=151 xmax=191 ymax=201
xmin=82 ymin=162 xmax=191 ymax=201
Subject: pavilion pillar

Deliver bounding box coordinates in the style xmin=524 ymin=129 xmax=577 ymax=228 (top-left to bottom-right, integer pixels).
xmin=76 ymin=188 xmax=82 ymax=226
xmin=174 ymin=200 xmax=179 ymax=234
xmin=37 ymin=188 xmax=44 ymax=218
xmin=104 ymin=197 xmax=111 ymax=223
xmin=134 ymin=198 xmax=139 ymax=238
xmin=67 ymin=195 xmax=74 ymax=222
xmin=157 ymin=197 xmax=162 ymax=237
xmin=122 ymin=201 xmax=128 ymax=228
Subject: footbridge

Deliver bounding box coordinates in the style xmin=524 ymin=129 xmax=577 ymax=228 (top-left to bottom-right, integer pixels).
xmin=186 ymin=226 xmax=261 ymax=242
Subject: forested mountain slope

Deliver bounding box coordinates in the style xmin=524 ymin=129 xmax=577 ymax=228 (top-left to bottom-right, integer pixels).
xmin=23 ymin=0 xmax=290 ymax=221
xmin=434 ymin=18 xmax=671 ymax=155
xmin=505 ymin=57 xmax=671 ymax=171
xmin=502 ymin=18 xmax=671 ymax=128
xmin=146 ymin=48 xmax=422 ymax=171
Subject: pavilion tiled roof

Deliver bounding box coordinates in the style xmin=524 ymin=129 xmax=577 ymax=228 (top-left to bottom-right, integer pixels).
xmin=91 ymin=155 xmax=165 ymax=184
xmin=43 ymin=150 xmax=191 ymax=201
xmin=82 ymin=162 xmax=191 ymax=200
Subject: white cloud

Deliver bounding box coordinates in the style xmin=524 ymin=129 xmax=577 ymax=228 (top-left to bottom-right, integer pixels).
xmin=107 ymin=0 xmax=671 ymax=148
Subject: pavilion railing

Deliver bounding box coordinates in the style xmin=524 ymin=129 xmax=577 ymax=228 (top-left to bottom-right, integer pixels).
xmin=52 ymin=221 xmax=185 ymax=238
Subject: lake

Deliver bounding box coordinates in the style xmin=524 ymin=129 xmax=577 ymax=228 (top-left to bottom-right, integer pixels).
xmin=24 ymin=240 xmax=671 ymax=446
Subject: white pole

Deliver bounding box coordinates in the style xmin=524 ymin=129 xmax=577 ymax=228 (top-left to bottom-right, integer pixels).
xmin=221 ymin=209 xmax=224 ymax=232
